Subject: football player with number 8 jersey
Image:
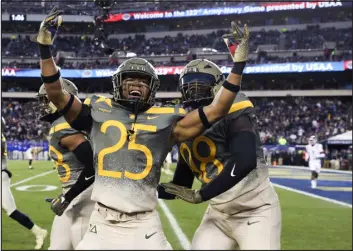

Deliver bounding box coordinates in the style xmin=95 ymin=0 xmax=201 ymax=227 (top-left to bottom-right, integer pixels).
xmin=33 ymin=6 xmax=249 ymax=250
xmin=158 ymin=24 xmax=281 ymax=250
xmin=36 ymin=79 xmax=95 ymax=249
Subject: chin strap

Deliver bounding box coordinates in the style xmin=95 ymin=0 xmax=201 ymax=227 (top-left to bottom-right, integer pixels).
xmin=127 ymin=103 xmax=140 ymax=141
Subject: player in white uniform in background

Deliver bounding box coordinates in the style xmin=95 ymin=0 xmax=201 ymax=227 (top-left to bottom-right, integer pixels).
xmin=43 ymin=138 xmax=49 ymax=161
xmin=163 ymin=151 xmax=173 ymax=175
xmin=1 ymin=117 xmax=48 ymax=249
xmin=12 ymin=141 xmax=20 ymax=160
xmin=305 ymin=136 xmax=325 ymax=189
xmin=26 ymin=146 xmax=34 ymax=169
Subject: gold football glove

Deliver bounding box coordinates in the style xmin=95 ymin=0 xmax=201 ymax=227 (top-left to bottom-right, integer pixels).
xmin=32 ymin=6 xmax=63 ymax=45
xmin=222 ymin=21 xmax=249 ymax=62
xmin=160 ymin=182 xmax=203 ymax=204
xmin=50 ymin=194 xmax=70 ymax=216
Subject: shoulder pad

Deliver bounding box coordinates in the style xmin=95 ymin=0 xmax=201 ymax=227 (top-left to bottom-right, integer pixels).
xmin=90 ymin=94 xmax=113 ymax=110
xmin=83 ymin=97 xmax=91 ymax=106
xmin=228 ymin=100 xmax=254 ymax=115
xmin=145 ymin=105 xmax=186 ymax=116
xmin=49 ymin=117 xmax=78 ymax=138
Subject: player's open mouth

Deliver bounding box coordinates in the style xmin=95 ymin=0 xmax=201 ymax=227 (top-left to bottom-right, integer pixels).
xmin=129 ymin=90 xmax=142 ymax=99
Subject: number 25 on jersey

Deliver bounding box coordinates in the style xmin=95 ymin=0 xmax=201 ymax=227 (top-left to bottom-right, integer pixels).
xmin=98 ymin=120 xmax=157 ymax=181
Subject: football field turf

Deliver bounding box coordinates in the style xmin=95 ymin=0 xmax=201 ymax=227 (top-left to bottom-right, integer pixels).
xmin=1 ymin=161 xmax=352 ymax=250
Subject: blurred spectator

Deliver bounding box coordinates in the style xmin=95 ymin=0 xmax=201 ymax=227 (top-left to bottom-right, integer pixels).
xmin=1 ymin=100 xmax=50 ymax=141
xmin=254 ymin=97 xmax=352 ymax=145
xmin=2 ymin=97 xmax=351 ymax=144
xmin=2 ymin=27 xmax=351 ymax=60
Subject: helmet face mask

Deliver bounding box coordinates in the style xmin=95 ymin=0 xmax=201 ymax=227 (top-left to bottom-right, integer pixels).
xmin=112 ymin=58 xmax=160 ymax=113
xmin=180 ymin=73 xmax=217 ymax=109
xmin=36 ymin=78 xmax=78 ymax=122
xmin=36 ymin=93 xmax=57 ymax=119
xmin=179 ymin=59 xmax=224 ymax=110
xmin=121 ymin=73 xmax=151 ymax=101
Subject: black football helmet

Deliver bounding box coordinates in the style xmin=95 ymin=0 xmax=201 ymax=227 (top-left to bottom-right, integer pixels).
xmin=179 ymin=59 xmax=225 ymax=109
xmin=36 ymin=78 xmax=78 ymax=122
xmin=111 ymin=57 xmax=160 ymax=113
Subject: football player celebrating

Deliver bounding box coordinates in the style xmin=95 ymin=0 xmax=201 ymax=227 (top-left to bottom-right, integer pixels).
xmin=159 ymin=59 xmax=282 ymax=249
xmin=33 ymin=6 xmax=248 ymax=250
xmin=305 ymin=135 xmax=325 ymax=189
xmin=36 ymin=79 xmax=95 ymax=249
xmin=1 ymin=117 xmax=48 ymax=249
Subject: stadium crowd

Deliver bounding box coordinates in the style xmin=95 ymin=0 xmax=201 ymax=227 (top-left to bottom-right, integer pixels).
xmin=2 ymin=97 xmax=351 ymax=170
xmin=1 ymin=100 xmax=50 ymax=141
xmin=2 ymin=97 xmax=351 ymax=143
xmin=2 ymin=27 xmax=351 ymax=58
xmin=253 ymin=97 xmax=352 ymax=145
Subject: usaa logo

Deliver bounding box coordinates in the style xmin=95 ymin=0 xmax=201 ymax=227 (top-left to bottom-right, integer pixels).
xmin=2 ymin=68 xmax=16 ymax=76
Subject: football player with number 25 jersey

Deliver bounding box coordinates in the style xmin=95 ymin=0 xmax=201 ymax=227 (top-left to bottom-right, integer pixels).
xmin=33 ymin=6 xmax=248 ymax=250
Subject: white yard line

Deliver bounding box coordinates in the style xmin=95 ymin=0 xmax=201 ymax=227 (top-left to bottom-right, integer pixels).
xmin=274 ymin=165 xmax=352 ymax=175
xmin=10 ymin=170 xmax=56 ymax=187
xmin=272 ymin=183 xmax=352 ymax=208
xmin=158 ymin=200 xmax=191 ymax=250
xmin=164 ymin=166 xmax=351 ymax=208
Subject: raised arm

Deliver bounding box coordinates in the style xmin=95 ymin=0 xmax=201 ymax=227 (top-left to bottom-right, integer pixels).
xmin=172 ymin=22 xmax=249 ymax=142
xmin=34 ymin=6 xmax=83 ymax=125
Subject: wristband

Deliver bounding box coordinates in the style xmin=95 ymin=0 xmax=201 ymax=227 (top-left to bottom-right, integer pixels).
xmin=231 ymin=61 xmax=246 ymax=75
xmin=222 ymin=80 xmax=240 ymax=93
xmin=39 ymin=44 xmax=52 ymax=60
xmin=41 ymin=70 xmax=61 ymax=84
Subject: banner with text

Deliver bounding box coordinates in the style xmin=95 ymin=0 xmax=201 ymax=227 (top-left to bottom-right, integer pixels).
xmin=105 ymin=1 xmax=347 ymax=22
xmin=2 ymin=61 xmax=349 ymax=78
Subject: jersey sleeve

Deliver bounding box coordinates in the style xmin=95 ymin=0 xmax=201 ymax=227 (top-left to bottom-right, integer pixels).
xmin=68 ymin=96 xmax=97 ymax=133
xmin=225 ymin=93 xmax=254 ymax=123
xmin=144 ymin=105 xmax=185 ymax=147
xmin=89 ymin=94 xmax=114 ymax=123
xmin=57 ymin=124 xmax=86 ymax=141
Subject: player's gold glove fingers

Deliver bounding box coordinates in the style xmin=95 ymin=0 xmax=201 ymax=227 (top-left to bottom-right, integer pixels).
xmin=44 ymin=6 xmax=63 ymax=24
xmin=164 ymin=188 xmax=182 ymax=196
xmin=231 ymin=21 xmax=244 ymax=37
xmin=174 ymin=191 xmax=199 ymax=204
xmin=50 ymin=197 xmax=61 ymax=208
xmin=222 ymin=22 xmax=249 ymax=41
xmin=243 ymin=24 xmax=249 ymax=38
xmin=160 ymin=182 xmax=184 ymax=191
